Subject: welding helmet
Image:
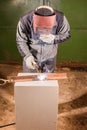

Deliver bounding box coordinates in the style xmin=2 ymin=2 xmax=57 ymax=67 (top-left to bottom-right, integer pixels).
xmin=33 ymin=5 xmax=56 ymax=34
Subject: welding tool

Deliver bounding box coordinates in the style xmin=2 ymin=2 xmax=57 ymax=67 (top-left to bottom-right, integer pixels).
xmin=0 ymin=73 xmax=67 ymax=86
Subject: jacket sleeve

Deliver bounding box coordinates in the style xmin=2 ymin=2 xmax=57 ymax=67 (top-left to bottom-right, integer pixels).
xmin=54 ymin=15 xmax=71 ymax=44
xmin=16 ymin=20 xmax=32 ymax=59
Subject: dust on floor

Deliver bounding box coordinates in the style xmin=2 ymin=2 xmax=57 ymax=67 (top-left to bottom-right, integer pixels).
xmin=0 ymin=64 xmax=87 ymax=130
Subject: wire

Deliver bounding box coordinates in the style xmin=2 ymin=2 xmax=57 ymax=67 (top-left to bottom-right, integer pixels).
xmin=0 ymin=122 xmax=16 ymax=128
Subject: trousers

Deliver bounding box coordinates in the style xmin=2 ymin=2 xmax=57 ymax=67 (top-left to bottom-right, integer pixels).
xmin=23 ymin=56 xmax=56 ymax=73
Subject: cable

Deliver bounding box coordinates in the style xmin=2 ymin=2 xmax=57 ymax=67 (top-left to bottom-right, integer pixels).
xmin=0 ymin=122 xmax=16 ymax=128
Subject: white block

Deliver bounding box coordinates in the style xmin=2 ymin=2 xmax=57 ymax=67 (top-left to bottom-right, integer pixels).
xmin=14 ymin=73 xmax=59 ymax=130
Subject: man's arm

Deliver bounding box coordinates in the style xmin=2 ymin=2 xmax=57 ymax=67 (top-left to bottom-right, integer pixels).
xmin=16 ymin=20 xmax=38 ymax=69
xmin=16 ymin=20 xmax=32 ymax=59
xmin=54 ymin=16 xmax=71 ymax=44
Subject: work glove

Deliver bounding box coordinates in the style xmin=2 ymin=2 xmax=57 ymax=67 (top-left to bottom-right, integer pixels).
xmin=39 ymin=34 xmax=55 ymax=44
xmin=25 ymin=56 xmax=37 ymax=69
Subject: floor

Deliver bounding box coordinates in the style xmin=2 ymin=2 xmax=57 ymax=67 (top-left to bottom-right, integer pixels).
xmin=0 ymin=64 xmax=87 ymax=130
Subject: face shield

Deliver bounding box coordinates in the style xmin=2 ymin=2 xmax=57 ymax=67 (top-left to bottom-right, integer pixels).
xmin=33 ymin=13 xmax=56 ymax=34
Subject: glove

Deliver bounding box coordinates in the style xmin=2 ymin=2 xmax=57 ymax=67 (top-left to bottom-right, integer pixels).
xmin=25 ymin=56 xmax=37 ymax=69
xmin=39 ymin=34 xmax=55 ymax=43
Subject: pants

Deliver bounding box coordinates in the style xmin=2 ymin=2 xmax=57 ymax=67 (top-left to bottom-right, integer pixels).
xmin=23 ymin=57 xmax=56 ymax=73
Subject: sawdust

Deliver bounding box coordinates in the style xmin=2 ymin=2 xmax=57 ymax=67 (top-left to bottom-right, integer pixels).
xmin=0 ymin=64 xmax=87 ymax=130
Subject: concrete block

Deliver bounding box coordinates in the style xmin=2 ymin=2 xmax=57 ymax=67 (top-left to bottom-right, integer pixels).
xmin=14 ymin=73 xmax=59 ymax=130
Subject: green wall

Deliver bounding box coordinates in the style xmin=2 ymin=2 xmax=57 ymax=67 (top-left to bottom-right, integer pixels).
xmin=0 ymin=0 xmax=87 ymax=64
xmin=57 ymin=0 xmax=87 ymax=63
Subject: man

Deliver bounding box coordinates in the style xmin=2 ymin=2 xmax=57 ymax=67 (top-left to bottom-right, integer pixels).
xmin=16 ymin=5 xmax=70 ymax=73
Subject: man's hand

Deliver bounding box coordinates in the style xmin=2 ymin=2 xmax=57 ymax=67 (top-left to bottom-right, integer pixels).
xmin=39 ymin=34 xmax=55 ymax=43
xmin=25 ymin=56 xmax=37 ymax=69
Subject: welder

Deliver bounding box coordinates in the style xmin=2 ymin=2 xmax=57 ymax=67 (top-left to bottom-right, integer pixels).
xmin=16 ymin=5 xmax=70 ymax=73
